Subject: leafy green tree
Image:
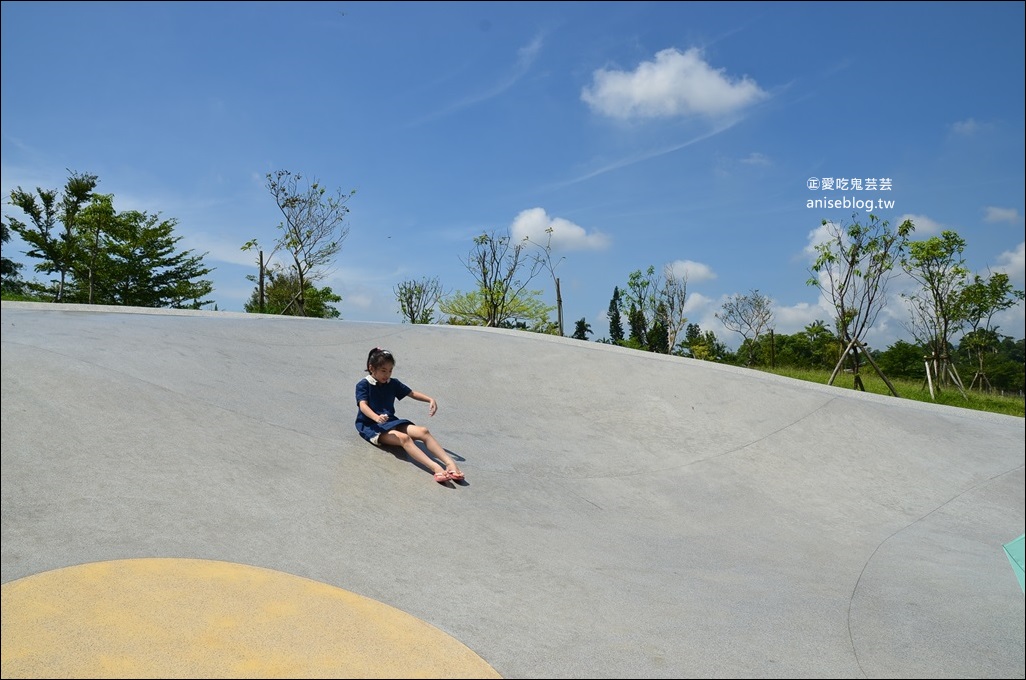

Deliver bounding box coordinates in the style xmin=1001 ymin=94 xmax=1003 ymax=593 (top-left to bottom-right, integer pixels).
xmin=679 ymin=323 xmax=729 ymax=361
xmin=803 ymin=320 xmax=839 ymax=370
xmin=807 ymin=212 xmax=913 ymax=385
xmin=7 ymin=176 xmax=215 ymax=309
xmin=244 ymin=267 xmax=340 ymax=318
xmin=874 ymin=340 xmax=928 ymax=380
xmin=607 ymin=286 xmax=624 ymax=344
xmin=572 ymin=317 xmax=592 ymax=340
xmin=1 ymin=220 xmax=26 ymax=295
xmin=901 ymin=230 xmax=970 ymax=391
xmin=84 ymin=209 xmax=214 ymax=308
xmin=394 ymin=276 xmax=444 ymax=324
xmin=440 ymin=230 xmax=546 ymax=328
xmin=626 ymin=303 xmax=647 ymax=349
xmin=74 ymin=193 xmax=118 ymax=304
xmin=6 ymin=171 xmax=98 ymax=301
xmin=441 ymin=286 xmax=554 ymax=330
xmin=983 ymin=336 xmax=1025 ymax=393
xmin=624 ymin=266 xmax=660 ymax=344
xmin=957 ymin=272 xmax=1024 ymax=390
xmin=647 ymin=301 xmax=670 ymax=354
xmin=244 ymin=170 xmax=354 ymax=317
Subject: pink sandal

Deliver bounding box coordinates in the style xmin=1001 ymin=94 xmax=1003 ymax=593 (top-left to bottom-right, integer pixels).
xmin=433 ymin=470 xmax=450 ymax=484
xmin=446 ymin=468 xmax=465 ymax=482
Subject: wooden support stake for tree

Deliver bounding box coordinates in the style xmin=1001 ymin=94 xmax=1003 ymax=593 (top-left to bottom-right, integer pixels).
xmin=855 ymin=338 xmax=899 ymax=397
xmin=828 ymin=336 xmax=859 ymax=386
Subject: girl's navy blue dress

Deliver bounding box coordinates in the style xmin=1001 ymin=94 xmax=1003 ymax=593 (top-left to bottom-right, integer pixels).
xmin=355 ymin=374 xmax=415 ymax=443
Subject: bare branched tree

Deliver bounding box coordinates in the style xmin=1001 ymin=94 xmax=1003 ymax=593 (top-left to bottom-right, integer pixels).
xmin=522 ymin=226 xmax=566 ymax=335
xmin=661 ymin=265 xmax=688 ymax=352
xmin=244 ymin=170 xmax=354 ymax=317
xmin=394 ymin=276 xmax=445 ymax=324
xmin=717 ymin=288 xmax=774 ymax=366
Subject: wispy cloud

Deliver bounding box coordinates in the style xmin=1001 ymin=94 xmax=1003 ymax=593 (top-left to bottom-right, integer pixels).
xmin=984 ymin=206 xmax=1023 ymax=224
xmin=949 ymin=118 xmax=993 ymax=136
xmin=740 ymin=152 xmax=771 ymax=166
xmin=411 ymin=33 xmax=544 ymax=125
xmin=552 ymin=118 xmax=740 ymax=189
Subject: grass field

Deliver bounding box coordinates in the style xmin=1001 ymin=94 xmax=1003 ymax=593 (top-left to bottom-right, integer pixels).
xmin=755 ymin=365 xmax=1025 ymax=418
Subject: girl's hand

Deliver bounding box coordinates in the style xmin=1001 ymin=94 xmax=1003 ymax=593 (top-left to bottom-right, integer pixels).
xmin=427 ymin=399 xmax=437 ymax=416
xmin=377 ymin=413 xmax=389 ymax=424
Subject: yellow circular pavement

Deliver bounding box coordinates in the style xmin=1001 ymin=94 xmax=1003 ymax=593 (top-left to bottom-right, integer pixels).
xmin=1 ymin=558 xmax=501 ymax=678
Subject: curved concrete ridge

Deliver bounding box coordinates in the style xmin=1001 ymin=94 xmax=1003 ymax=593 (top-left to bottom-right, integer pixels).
xmin=1 ymin=558 xmax=499 ymax=678
xmin=2 ymin=302 xmax=1023 ymax=678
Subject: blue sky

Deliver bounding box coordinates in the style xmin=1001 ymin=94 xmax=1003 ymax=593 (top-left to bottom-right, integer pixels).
xmin=3 ymin=1 xmax=1024 ymax=349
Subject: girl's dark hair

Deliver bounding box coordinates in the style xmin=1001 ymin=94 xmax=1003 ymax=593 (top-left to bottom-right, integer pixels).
xmin=366 ymin=347 xmax=395 ymax=372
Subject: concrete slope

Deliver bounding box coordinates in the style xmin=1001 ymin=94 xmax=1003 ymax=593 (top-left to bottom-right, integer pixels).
xmin=2 ymin=302 xmax=1023 ymax=679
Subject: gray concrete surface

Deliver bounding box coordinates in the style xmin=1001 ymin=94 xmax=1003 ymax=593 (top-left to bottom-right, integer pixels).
xmin=2 ymin=301 xmax=1024 ymax=679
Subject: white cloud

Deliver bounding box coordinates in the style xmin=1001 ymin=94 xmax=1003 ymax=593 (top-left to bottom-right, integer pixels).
xmin=683 ymin=291 xmax=716 ymax=314
xmin=509 ymin=207 xmax=610 ymax=251
xmin=804 ymin=220 xmax=835 ymax=259
xmin=993 ymin=242 xmax=1026 ymax=283
xmin=897 ymin=213 xmax=943 ymax=236
xmin=771 ymin=301 xmax=833 ymax=334
xmin=984 ymin=206 xmax=1023 ymax=224
xmin=581 ymin=47 xmax=767 ymax=120
xmin=665 ymin=259 xmax=716 ymax=283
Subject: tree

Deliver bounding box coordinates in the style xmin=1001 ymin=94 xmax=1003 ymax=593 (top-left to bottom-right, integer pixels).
xmin=523 ymin=226 xmax=566 ymax=335
xmin=440 ymin=230 xmax=547 ymax=328
xmin=618 ymin=264 xmax=686 ymax=354
xmin=807 ymin=212 xmax=913 ymax=392
xmin=1 ymin=219 xmax=26 ymax=295
xmin=571 ymin=317 xmax=593 ymax=340
xmin=74 ymin=193 xmax=117 ymax=304
xmin=874 ymin=339 xmax=928 ymax=380
xmin=624 ymin=266 xmax=661 ymax=337
xmin=626 ymin=303 xmax=647 ymax=349
xmin=680 ymin=322 xmax=729 ymax=361
xmin=607 ymin=286 xmax=624 ymax=344
xmin=86 ymin=209 xmax=215 ymax=309
xmin=957 ymin=271 xmax=1025 ymax=391
xmin=244 ymin=267 xmax=340 ymax=318
xmin=900 ymin=230 xmax=970 ymax=396
xmin=394 ymin=276 xmax=445 ymax=324
xmin=647 ymin=301 xmax=670 ymax=354
xmin=244 ymin=170 xmax=354 ymax=317
xmin=6 ymin=171 xmax=98 ymax=301
xmin=441 ymin=287 xmax=554 ymax=330
xmin=716 ymin=288 xmax=774 ymax=366
xmin=661 ymin=266 xmax=689 ymax=352
xmin=7 ymin=175 xmax=215 ymax=309
xmin=802 ymin=319 xmax=839 ymax=370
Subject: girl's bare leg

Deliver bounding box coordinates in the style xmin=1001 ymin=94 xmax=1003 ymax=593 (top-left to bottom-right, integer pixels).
xmin=406 ymin=425 xmax=461 ymax=475
xmin=378 ymin=430 xmax=446 ymax=475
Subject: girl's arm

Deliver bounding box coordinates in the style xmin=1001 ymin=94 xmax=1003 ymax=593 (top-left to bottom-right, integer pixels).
xmin=407 ymin=390 xmax=438 ymax=417
xmin=359 ymin=400 xmax=389 ymax=423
